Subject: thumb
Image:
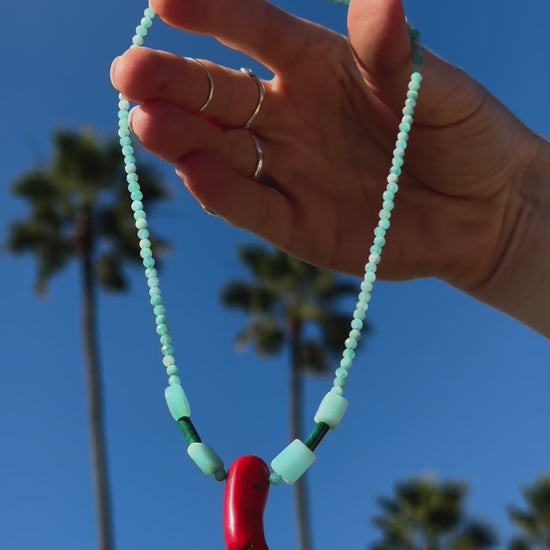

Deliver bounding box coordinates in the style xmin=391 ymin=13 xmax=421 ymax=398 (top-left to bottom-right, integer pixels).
xmin=348 ymin=0 xmax=482 ymax=126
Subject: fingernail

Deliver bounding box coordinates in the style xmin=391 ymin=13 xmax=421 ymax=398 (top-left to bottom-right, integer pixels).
xmin=175 ymin=167 xmax=184 ymax=180
xmin=110 ymin=56 xmax=121 ymax=81
xmin=128 ymin=106 xmax=136 ymax=134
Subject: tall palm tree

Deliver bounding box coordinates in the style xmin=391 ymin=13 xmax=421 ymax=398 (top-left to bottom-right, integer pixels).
xmin=508 ymin=476 xmax=550 ymax=550
xmin=6 ymin=129 xmax=169 ymax=550
xmin=369 ymin=477 xmax=497 ymax=550
xmin=220 ymin=244 xmax=366 ymax=550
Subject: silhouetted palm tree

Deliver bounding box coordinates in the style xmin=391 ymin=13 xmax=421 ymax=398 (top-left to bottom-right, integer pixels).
xmin=508 ymin=476 xmax=550 ymax=550
xmin=6 ymin=129 xmax=169 ymax=550
xmin=370 ymin=477 xmax=497 ymax=550
xmin=220 ymin=244 xmax=366 ymax=550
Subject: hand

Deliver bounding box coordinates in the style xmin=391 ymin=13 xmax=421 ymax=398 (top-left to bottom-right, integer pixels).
xmin=110 ymin=0 xmax=542 ymax=295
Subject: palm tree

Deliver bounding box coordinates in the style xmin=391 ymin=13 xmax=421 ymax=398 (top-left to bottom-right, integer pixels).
xmin=220 ymin=244 xmax=366 ymax=550
xmin=369 ymin=477 xmax=497 ymax=550
xmin=6 ymin=129 xmax=169 ymax=550
xmin=508 ymin=476 xmax=550 ymax=550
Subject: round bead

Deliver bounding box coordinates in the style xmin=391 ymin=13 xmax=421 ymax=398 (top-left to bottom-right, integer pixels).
xmin=402 ymin=115 xmax=413 ymax=125
xmin=353 ymin=309 xmax=365 ymax=321
xmin=399 ymin=122 xmax=411 ymax=132
xmin=160 ymin=334 xmax=172 ymax=345
xmin=155 ymin=314 xmax=167 ymax=325
xmin=145 ymin=267 xmax=157 ymax=278
xmin=390 ymin=166 xmax=401 ymax=176
xmin=150 ymin=295 xmax=162 ymax=306
xmin=131 ymin=191 xmax=143 ymax=201
xmin=139 ymin=238 xmax=152 ymax=249
xmin=364 ymin=271 xmax=376 ymax=283
xmin=141 ymin=17 xmax=153 ymax=28
xmin=142 ymin=257 xmax=155 ymax=268
xmin=144 ymin=7 xmax=155 ymax=18
xmin=269 ymin=472 xmax=282 ymax=485
xmin=149 ymin=286 xmax=161 ymax=296
xmin=335 ymin=367 xmax=349 ymax=379
xmin=340 ymin=356 xmax=353 ymax=369
xmin=132 ymin=35 xmax=144 ymax=46
xmin=156 ymin=324 xmax=168 ymax=336
xmin=136 ymin=25 xmax=147 ymax=37
xmin=131 ymin=200 xmax=144 ymax=212
xmin=166 ymin=365 xmax=179 ymax=376
xmin=374 ymin=235 xmax=386 ymax=247
xmin=351 ymin=318 xmax=363 ymax=331
xmin=382 ymin=200 xmax=394 ymax=212
xmin=163 ymin=355 xmax=176 ymax=367
xmin=137 ymin=228 xmax=150 ymax=239
xmin=140 ymin=248 xmax=152 ymax=259
xmin=344 ymin=337 xmax=358 ymax=349
xmin=162 ymin=344 xmax=174 ymax=356
xmin=153 ymin=304 xmax=166 ymax=315
xmin=343 ymin=348 xmax=356 ymax=360
xmin=368 ymin=253 xmax=381 ymax=265
xmin=379 ymin=218 xmax=390 ymax=230
xmin=393 ymin=147 xmax=405 ymax=158
xmin=168 ymin=375 xmax=181 ymax=386
xmin=397 ymin=131 xmax=409 ymax=141
xmin=135 ymin=218 xmax=147 ymax=229
xmin=392 ymin=157 xmax=404 ymax=168
xmin=118 ymin=99 xmax=130 ymax=110
xmin=333 ymin=377 xmax=346 ymax=388
xmin=387 ymin=173 xmax=398 ymax=184
xmin=387 ymin=182 xmax=398 ymax=193
xmin=349 ymin=329 xmax=361 ymax=340
xmin=374 ymin=227 xmax=386 ymax=238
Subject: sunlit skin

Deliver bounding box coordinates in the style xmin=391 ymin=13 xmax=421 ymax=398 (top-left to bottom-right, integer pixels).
xmin=111 ymin=0 xmax=550 ymax=336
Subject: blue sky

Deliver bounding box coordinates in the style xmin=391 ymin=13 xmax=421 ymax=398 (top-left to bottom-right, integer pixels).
xmin=2 ymin=1 xmax=549 ymax=549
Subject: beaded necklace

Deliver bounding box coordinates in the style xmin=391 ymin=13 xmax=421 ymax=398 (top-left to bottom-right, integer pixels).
xmin=117 ymin=4 xmax=422 ymax=549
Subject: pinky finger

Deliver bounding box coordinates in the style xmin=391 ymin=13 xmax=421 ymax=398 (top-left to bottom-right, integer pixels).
xmin=175 ymin=151 xmax=295 ymax=247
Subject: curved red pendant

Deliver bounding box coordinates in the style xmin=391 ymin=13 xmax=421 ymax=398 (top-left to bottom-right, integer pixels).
xmin=223 ymin=455 xmax=270 ymax=550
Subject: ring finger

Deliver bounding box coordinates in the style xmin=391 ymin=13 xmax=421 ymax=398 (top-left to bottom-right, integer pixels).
xmin=111 ymin=47 xmax=272 ymax=130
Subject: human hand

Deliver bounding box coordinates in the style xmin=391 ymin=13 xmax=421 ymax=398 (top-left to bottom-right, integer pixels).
xmin=110 ymin=0 xmax=543 ymax=296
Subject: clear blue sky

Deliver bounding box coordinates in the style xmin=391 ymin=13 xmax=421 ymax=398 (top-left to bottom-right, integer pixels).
xmin=2 ymin=1 xmax=549 ymax=549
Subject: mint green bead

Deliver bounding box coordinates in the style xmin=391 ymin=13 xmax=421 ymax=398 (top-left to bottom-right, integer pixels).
xmin=160 ymin=334 xmax=172 ymax=345
xmin=134 ymin=210 xmax=146 ymax=220
xmin=145 ymin=267 xmax=157 ymax=278
xmin=125 ymin=155 xmax=136 ymax=165
xmin=333 ymin=377 xmax=346 ymax=388
xmin=153 ymin=304 xmax=165 ymax=315
xmin=155 ymin=314 xmax=167 ymax=325
xmin=140 ymin=238 xmax=151 ymax=249
xmin=125 ymin=163 xmax=137 ymax=174
xmin=119 ymin=99 xmax=130 ymax=110
xmin=379 ymin=218 xmax=390 ymax=230
xmin=164 ymin=384 xmax=191 ymax=420
xmin=131 ymin=191 xmax=143 ymax=201
xmin=138 ymin=228 xmax=150 ymax=239
xmin=399 ymin=122 xmax=411 ymax=132
xmin=396 ymin=139 xmax=407 ymax=149
xmin=353 ymin=309 xmax=365 ymax=321
xmin=118 ymin=110 xmax=129 ymax=119
xmin=132 ymin=35 xmax=144 ymax=46
xmin=383 ymin=200 xmax=394 ymax=211
xmin=127 ymin=176 xmax=139 ymax=187
xmin=387 ymin=182 xmax=398 ymax=193
xmin=402 ymin=115 xmax=413 ymax=125
xmin=314 ymin=392 xmax=349 ymax=429
xmin=411 ymin=72 xmax=422 ymax=82
xmin=343 ymin=348 xmax=356 ymax=360
xmin=144 ymin=7 xmax=155 ymax=18
xmin=270 ymin=472 xmax=282 ymax=486
xmin=358 ymin=290 xmax=371 ymax=303
xmin=390 ymin=166 xmax=401 ymax=176
xmin=330 ymin=386 xmax=344 ymax=396
xmin=374 ymin=235 xmax=386 ymax=247
xmin=351 ymin=318 xmax=363 ymax=330
xmin=397 ymin=131 xmax=409 ymax=141
xmin=387 ymin=173 xmax=398 ymax=184
xmin=392 ymin=157 xmax=404 ymax=168
xmin=139 ymin=248 xmax=152 ymax=259
xmin=360 ymin=281 xmax=373 ymax=294
xmin=407 ymin=91 xmax=418 ymax=100
xmin=393 ymin=147 xmax=405 ymax=158
xmin=120 ymin=136 xmax=132 ymax=147
xmin=148 ymin=279 xmax=160 ymax=289
xmin=150 ymin=295 xmax=162 ymax=306
xmin=271 ymin=439 xmax=316 ymax=485
xmin=118 ymin=128 xmax=130 ymax=138
xmin=374 ymin=227 xmax=386 ymax=238
xmin=344 ymin=337 xmax=357 ymax=349
xmin=188 ymin=442 xmax=225 ymax=477
xmin=141 ymin=17 xmax=153 ymax=28
xmin=405 ymin=98 xmax=416 ymax=108
xmin=135 ymin=218 xmax=147 ymax=229
xmin=156 ymin=324 xmax=168 ymax=336
xmin=166 ymin=364 xmax=178 ymax=376
xmin=143 ymin=257 xmax=155 ymax=268
xmin=379 ymin=209 xmax=390 ymax=220
xmin=162 ymin=345 xmax=174 ymax=356
xmin=402 ymin=106 xmax=415 ymax=116
xmin=335 ymin=365 xmax=350 ymax=379
xmin=136 ymin=25 xmax=147 ymax=37
xmin=163 ymin=355 xmax=175 ymax=367
xmin=149 ymin=287 xmax=161 ymax=297
xmin=370 ymin=244 xmax=382 ymax=255
xmin=132 ymin=200 xmax=144 ymax=212
xmin=340 ymin=356 xmax=352 ymax=369
xmin=350 ymin=329 xmax=361 ymax=340
xmin=408 ymin=81 xmax=420 ymax=92
xmin=168 ymin=375 xmax=180 ymax=386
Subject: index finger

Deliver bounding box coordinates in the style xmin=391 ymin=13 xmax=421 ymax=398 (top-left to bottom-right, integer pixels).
xmin=150 ymin=0 xmax=319 ymax=71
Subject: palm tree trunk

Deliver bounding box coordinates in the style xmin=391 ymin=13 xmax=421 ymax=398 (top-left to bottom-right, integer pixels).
xmin=289 ymin=317 xmax=313 ymax=550
xmin=78 ymin=214 xmax=114 ymax=550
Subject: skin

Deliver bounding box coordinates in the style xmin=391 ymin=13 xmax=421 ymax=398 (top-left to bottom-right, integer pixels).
xmin=111 ymin=0 xmax=550 ymax=337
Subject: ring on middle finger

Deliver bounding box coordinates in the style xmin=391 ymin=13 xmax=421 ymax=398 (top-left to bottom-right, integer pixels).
xmin=240 ymin=68 xmax=265 ymax=129
xmin=186 ymin=58 xmax=214 ymax=113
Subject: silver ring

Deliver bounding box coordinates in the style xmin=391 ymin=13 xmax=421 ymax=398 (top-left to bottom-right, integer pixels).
xmin=201 ymin=206 xmax=218 ymax=216
xmin=249 ymin=134 xmax=264 ymax=180
xmin=240 ymin=68 xmax=265 ymax=129
xmin=187 ymin=58 xmax=214 ymax=113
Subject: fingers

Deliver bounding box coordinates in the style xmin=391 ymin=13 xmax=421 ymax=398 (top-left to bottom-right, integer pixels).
xmin=348 ymin=0 xmax=484 ymax=126
xmin=111 ymin=48 xmax=272 ymax=129
xmin=175 ymin=151 xmax=294 ymax=247
xmin=149 ymin=0 xmax=314 ymax=71
xmin=129 ymin=100 xmax=263 ymax=178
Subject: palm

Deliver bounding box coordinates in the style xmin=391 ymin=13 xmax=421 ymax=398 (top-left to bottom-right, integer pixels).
xmin=508 ymin=476 xmax=550 ymax=550
xmin=7 ymin=129 xmax=169 ymax=550
xmin=220 ymin=244 xmax=366 ymax=550
xmin=370 ymin=478 xmax=497 ymax=550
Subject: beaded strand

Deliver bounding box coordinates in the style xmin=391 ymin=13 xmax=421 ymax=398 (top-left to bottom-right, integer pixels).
xmin=117 ymin=6 xmax=422 ymax=487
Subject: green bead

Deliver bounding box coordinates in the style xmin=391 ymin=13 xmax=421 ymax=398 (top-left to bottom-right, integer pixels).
xmin=132 ymin=35 xmax=144 ymax=46
xmin=271 ymin=439 xmax=316 ymax=485
xmin=142 ymin=257 xmax=155 ymax=268
xmin=374 ymin=227 xmax=386 ymax=238
xmin=160 ymin=334 xmax=172 ymax=345
xmin=135 ymin=218 xmax=147 ymax=229
xmin=177 ymin=417 xmax=201 ymax=444
xmin=131 ymin=191 xmax=143 ymax=201
xmin=343 ymin=348 xmax=355 ymax=360
xmin=166 ymin=364 xmax=178 ymax=376
xmin=137 ymin=228 xmax=150 ymax=239
xmin=351 ymin=319 xmax=363 ymax=331
xmin=163 ymin=355 xmax=175 ymax=366
xmin=136 ymin=25 xmax=147 ymax=37
xmin=387 ymin=182 xmax=398 ymax=193
xmin=168 ymin=375 xmax=180 ymax=385
xmin=155 ymin=314 xmax=167 ymax=325
xmin=379 ymin=218 xmax=390 ymax=230
xmin=390 ymin=166 xmax=401 ymax=176
xmin=314 ymin=392 xmax=349 ymax=430
xmin=344 ymin=337 xmax=357 ymax=349
xmin=188 ymin=443 xmax=225 ymax=478
xmin=383 ymin=200 xmax=394 ymax=211
xmin=164 ymin=384 xmax=191 ymax=420
xmin=153 ymin=304 xmax=165 ymax=315
xmin=339 ymin=356 xmax=352 ymax=369
xmin=304 ymin=422 xmax=329 ymax=451
xmin=150 ymin=295 xmax=162 ymax=306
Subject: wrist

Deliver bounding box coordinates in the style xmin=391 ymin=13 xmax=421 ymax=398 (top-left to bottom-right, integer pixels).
xmin=469 ymin=134 xmax=550 ymax=338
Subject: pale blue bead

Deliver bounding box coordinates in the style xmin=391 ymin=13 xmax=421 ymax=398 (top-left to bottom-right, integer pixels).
xmin=383 ymin=200 xmax=394 ymax=211
xmin=355 ymin=300 xmax=368 ymax=312
xmin=163 ymin=355 xmax=175 ymax=367
xmin=343 ymin=348 xmax=356 ymax=360
xmin=156 ymin=324 xmax=168 ymax=336
xmin=344 ymin=337 xmax=357 ymax=349
xmin=139 ymin=238 xmax=152 ymax=249
xmin=143 ymin=257 xmax=155 ymax=268
xmin=411 ymin=72 xmax=422 ymax=82
xmin=118 ymin=110 xmax=129 ymax=120
xmin=392 ymin=157 xmax=404 ymax=168
xmin=364 ymin=271 xmax=377 ymax=283
xmin=136 ymin=25 xmax=148 ymax=37
xmin=369 ymin=252 xmax=381 ymax=265
xmin=168 ymin=375 xmax=180 ymax=386
xmin=402 ymin=105 xmax=415 ymax=116
xmin=119 ymin=118 xmax=129 ymax=130
xmin=271 ymin=439 xmax=316 ymax=485
xmin=140 ymin=248 xmax=152 ymax=259
xmin=340 ymin=356 xmax=352 ymax=369
xmin=150 ymin=295 xmax=162 ymax=306
xmin=120 ymin=136 xmax=132 ymax=147
xmin=149 ymin=286 xmax=161 ymax=297
xmin=118 ymin=128 xmax=130 ymax=138
xmin=153 ymin=304 xmax=165 ymax=315
xmin=396 ymin=139 xmax=407 ymax=150
xmin=148 ymin=278 xmax=160 ymax=289
xmin=408 ymin=81 xmax=420 ymax=92
xmin=131 ymin=191 xmax=143 ymax=201
xmin=353 ymin=309 xmax=365 ymax=321
xmin=162 ymin=345 xmax=174 ymax=356
xmin=330 ymin=386 xmax=344 ymax=396
xmin=141 ymin=17 xmax=153 ymax=28
xmin=379 ymin=209 xmax=390 ymax=219
xmin=374 ymin=227 xmax=386 ymax=238
xmin=334 ymin=367 xmax=349 ymax=379
xmin=138 ymin=228 xmax=150 ymax=239
xmin=132 ymin=35 xmax=144 ymax=46
xmin=144 ymin=7 xmax=155 ymax=18
xmin=397 ymin=131 xmax=409 ymax=141
xmin=314 ymin=392 xmax=349 ymax=429
xmin=166 ymin=364 xmax=178 ymax=376
xmin=132 ymin=200 xmax=144 ymax=212
xmin=374 ymin=235 xmax=386 ymax=247
xmin=387 ymin=182 xmax=398 ymax=193
xmin=333 ymin=377 xmax=346 ymax=388
xmin=360 ymin=281 xmax=373 ymax=293
xmin=164 ymin=384 xmax=191 ymax=420
xmin=383 ymin=191 xmax=394 ymax=202
xmin=393 ymin=148 xmax=405 ymax=158
xmin=358 ymin=290 xmax=371 ymax=302
xmin=406 ymin=91 xmax=418 ymax=101
xmin=351 ymin=319 xmax=363 ymax=330
xmin=160 ymin=334 xmax=172 ymax=346
xmin=125 ymin=163 xmax=137 ymax=174
xmin=269 ymin=472 xmax=282 ymax=485
xmin=155 ymin=314 xmax=167 ymax=325
xmin=127 ymin=175 xmax=139 ymax=186
xmin=135 ymin=218 xmax=147 ymax=229
xmin=134 ymin=211 xmax=146 ymax=220
xmin=387 ymin=173 xmax=398 ymax=184
xmin=119 ymin=99 xmax=130 ymax=110
xmin=125 ymin=155 xmax=136 ymax=165
xmin=379 ymin=218 xmax=390 ymax=230
xmin=402 ymin=115 xmax=413 ymax=125
xmin=399 ymin=122 xmax=411 ymax=132
xmin=188 ymin=442 xmax=225 ymax=477
xmin=390 ymin=166 xmax=401 ymax=176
